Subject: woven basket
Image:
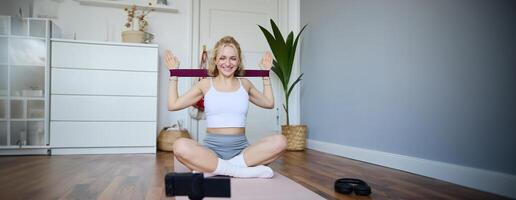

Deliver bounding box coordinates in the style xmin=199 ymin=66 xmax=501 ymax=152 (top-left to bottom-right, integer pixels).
xmin=282 ymin=125 xmax=307 ymax=151
xmin=157 ymin=128 xmax=191 ymax=152
xmin=122 ymin=30 xmax=145 ymax=43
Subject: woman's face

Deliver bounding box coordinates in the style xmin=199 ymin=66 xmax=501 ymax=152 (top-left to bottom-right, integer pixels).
xmin=216 ymin=45 xmax=239 ymax=77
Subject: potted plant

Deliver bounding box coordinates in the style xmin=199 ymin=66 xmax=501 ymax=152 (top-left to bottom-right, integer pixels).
xmin=259 ymin=19 xmax=307 ymax=150
xmin=122 ymin=4 xmax=154 ymax=43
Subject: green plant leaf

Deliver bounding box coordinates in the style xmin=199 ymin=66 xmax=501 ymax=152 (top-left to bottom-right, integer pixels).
xmin=289 ymin=24 xmax=308 ymax=73
xmin=286 ymin=32 xmax=294 ymax=60
xmin=284 ymin=32 xmax=294 ymax=83
xmin=260 ymin=30 xmax=287 ymax=81
xmin=287 ymin=73 xmax=304 ymax=98
xmin=271 ymin=60 xmax=287 ymax=91
xmin=270 ymin=19 xmax=286 ymax=50
xmin=269 ymin=20 xmax=289 ymax=80
xmin=258 ymin=25 xmax=282 ymax=61
xmin=271 ymin=63 xmax=282 ymax=81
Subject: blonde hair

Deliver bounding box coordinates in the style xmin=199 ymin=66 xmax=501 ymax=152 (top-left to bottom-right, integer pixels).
xmin=208 ymin=36 xmax=245 ymax=77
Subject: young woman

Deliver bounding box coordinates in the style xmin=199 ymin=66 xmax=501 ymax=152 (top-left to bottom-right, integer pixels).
xmin=165 ymin=36 xmax=287 ymax=178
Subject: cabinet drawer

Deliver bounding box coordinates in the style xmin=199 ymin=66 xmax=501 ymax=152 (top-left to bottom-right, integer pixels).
xmin=50 ymin=121 xmax=156 ymax=147
xmin=50 ymin=95 xmax=157 ymax=121
xmin=51 ymin=41 xmax=158 ymax=71
xmin=51 ymin=68 xmax=157 ymax=96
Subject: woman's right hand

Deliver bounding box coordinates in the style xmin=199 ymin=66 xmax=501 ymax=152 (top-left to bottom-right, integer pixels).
xmin=259 ymin=51 xmax=273 ymax=70
xmin=164 ymin=49 xmax=180 ymax=69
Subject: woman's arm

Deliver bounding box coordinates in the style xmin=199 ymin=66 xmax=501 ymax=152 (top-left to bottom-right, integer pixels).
xmin=165 ymin=50 xmax=204 ymax=111
xmin=168 ymin=79 xmax=204 ymax=111
xmin=246 ymin=78 xmax=274 ymax=109
xmin=246 ymin=52 xmax=274 ymax=109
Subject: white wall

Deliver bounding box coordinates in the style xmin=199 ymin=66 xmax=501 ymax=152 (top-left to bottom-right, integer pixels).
xmin=300 ymin=0 xmax=516 ymax=198
xmin=36 ymin=0 xmax=192 ymax=132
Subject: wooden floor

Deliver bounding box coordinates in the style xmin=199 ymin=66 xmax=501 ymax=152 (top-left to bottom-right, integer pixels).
xmin=0 ymin=150 xmax=509 ymax=200
xmin=269 ymin=150 xmax=509 ymax=200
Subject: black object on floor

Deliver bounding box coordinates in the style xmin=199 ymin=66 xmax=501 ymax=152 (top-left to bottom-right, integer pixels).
xmin=165 ymin=172 xmax=231 ymax=200
xmin=334 ymin=178 xmax=372 ymax=196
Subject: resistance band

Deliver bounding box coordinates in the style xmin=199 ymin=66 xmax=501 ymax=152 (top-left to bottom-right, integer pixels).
xmin=170 ymin=69 xmax=269 ymax=77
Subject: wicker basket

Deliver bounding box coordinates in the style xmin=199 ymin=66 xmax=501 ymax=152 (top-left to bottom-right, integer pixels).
xmin=282 ymin=125 xmax=307 ymax=151
xmin=157 ymin=128 xmax=191 ymax=152
xmin=122 ymin=30 xmax=145 ymax=43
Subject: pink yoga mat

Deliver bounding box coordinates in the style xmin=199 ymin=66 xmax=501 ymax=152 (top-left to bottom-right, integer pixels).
xmin=173 ymin=158 xmax=324 ymax=200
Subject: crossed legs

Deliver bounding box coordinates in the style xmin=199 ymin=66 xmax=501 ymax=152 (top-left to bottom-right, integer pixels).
xmin=173 ymin=134 xmax=287 ymax=172
xmin=173 ymin=138 xmax=219 ymax=172
xmin=241 ymin=134 xmax=288 ymax=166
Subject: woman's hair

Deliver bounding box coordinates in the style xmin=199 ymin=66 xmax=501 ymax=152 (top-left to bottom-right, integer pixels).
xmin=208 ymin=36 xmax=245 ymax=77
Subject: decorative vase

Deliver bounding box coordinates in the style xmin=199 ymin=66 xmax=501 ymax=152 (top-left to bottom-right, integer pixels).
xmin=122 ymin=30 xmax=145 ymax=43
xmin=282 ymin=125 xmax=307 ymax=151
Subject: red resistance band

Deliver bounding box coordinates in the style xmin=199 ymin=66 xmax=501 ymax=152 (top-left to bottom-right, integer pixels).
xmin=170 ymin=69 xmax=269 ymax=77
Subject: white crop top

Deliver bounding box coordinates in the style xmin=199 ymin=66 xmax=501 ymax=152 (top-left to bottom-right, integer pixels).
xmin=204 ymin=78 xmax=249 ymax=128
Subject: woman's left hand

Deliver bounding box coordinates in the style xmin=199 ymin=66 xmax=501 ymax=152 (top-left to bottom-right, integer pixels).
xmin=260 ymin=51 xmax=273 ymax=70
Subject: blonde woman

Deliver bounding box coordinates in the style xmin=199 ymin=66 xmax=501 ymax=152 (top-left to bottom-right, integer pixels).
xmin=165 ymin=36 xmax=287 ymax=178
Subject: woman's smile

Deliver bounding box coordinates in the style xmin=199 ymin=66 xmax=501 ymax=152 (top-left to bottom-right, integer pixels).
xmin=217 ymin=46 xmax=240 ymax=76
xmin=220 ymin=64 xmax=235 ymax=72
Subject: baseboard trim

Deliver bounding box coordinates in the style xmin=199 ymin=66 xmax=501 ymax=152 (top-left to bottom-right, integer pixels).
xmin=51 ymin=146 xmax=156 ymax=155
xmin=307 ymin=139 xmax=516 ymax=199
xmin=0 ymin=149 xmax=48 ymax=155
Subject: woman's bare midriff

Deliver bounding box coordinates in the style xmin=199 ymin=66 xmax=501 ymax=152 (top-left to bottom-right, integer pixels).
xmin=207 ymin=127 xmax=245 ymax=135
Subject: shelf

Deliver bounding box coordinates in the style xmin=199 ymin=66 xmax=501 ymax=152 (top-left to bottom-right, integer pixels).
xmin=9 ymin=64 xmax=46 ymax=68
xmin=51 ymin=38 xmax=159 ymax=48
xmin=77 ymin=0 xmax=178 ymax=13
xmin=0 ymin=35 xmax=47 ymax=40
xmin=10 ymin=96 xmax=45 ymax=100
xmin=11 ymin=118 xmax=45 ymax=121
xmin=0 ymin=146 xmax=49 ymax=149
xmin=0 ymin=16 xmax=50 ymax=152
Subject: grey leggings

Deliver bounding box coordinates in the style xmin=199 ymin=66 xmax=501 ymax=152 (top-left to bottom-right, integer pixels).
xmin=203 ymin=133 xmax=249 ymax=160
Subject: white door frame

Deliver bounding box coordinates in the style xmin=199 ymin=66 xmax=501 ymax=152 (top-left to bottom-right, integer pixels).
xmin=187 ymin=0 xmax=302 ymax=140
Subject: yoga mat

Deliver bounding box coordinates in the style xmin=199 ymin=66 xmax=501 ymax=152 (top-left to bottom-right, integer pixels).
xmin=173 ymin=158 xmax=325 ymax=200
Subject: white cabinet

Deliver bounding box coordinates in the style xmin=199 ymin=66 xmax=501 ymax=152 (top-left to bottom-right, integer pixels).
xmin=0 ymin=16 xmax=59 ymax=155
xmin=50 ymin=39 xmax=158 ymax=154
